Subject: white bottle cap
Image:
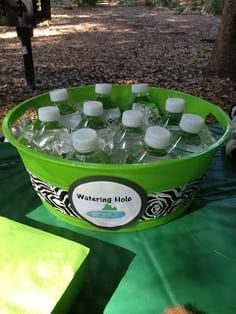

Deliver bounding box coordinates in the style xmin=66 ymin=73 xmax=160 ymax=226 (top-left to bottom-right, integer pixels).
xmin=144 ymin=126 xmax=171 ymax=149
xmin=49 ymin=88 xmax=68 ymax=102
xmin=165 ymin=98 xmax=185 ymax=113
xmin=132 ymin=83 xmax=149 ymax=94
xmin=72 ymin=128 xmax=98 ymax=153
xmin=95 ymin=83 xmax=112 ymax=95
xmin=122 ymin=110 xmax=143 ymax=128
xmin=179 ymin=114 xmax=204 ymax=134
xmin=83 ymin=101 xmax=103 ymax=116
xmin=38 ymin=106 xmax=60 ymax=122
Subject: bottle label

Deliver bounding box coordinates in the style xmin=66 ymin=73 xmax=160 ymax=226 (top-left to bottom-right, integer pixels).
xmin=132 ymin=103 xmax=146 ymax=112
xmin=178 ymin=144 xmax=201 ymax=153
xmin=68 ymin=176 xmax=147 ymax=229
xmin=59 ymin=112 xmax=81 ymax=130
xmin=104 ymin=108 xmax=121 ymax=122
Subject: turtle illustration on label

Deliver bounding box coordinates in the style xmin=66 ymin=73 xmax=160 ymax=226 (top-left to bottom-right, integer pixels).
xmin=87 ymin=203 xmax=126 ymax=219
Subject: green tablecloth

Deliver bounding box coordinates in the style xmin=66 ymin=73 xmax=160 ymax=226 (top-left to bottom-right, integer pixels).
xmin=1 ymin=129 xmax=236 ymax=314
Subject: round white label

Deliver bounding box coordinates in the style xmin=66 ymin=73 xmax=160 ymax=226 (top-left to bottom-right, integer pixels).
xmin=69 ymin=176 xmax=147 ymax=229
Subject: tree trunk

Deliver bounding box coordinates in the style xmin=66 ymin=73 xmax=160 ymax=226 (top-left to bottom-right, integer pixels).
xmin=205 ymin=0 xmax=236 ymax=80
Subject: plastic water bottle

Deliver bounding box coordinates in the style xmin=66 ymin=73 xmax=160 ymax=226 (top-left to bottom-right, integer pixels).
xmin=112 ymin=110 xmax=144 ymax=164
xmin=127 ymin=126 xmax=172 ymax=164
xmin=17 ymin=118 xmax=35 ymax=147
xmin=199 ymin=125 xmax=218 ymax=147
xmin=163 ymin=98 xmax=185 ymax=130
xmin=226 ymin=116 xmax=236 ymax=159
xmin=32 ymin=106 xmax=73 ymax=157
xmin=170 ymin=113 xmax=205 ymax=157
xmin=15 ymin=108 xmax=38 ymax=146
xmin=130 ymin=83 xmax=161 ymax=127
xmin=95 ymin=83 xmax=121 ymax=127
xmin=49 ymin=88 xmax=81 ymax=130
xmin=70 ymin=128 xmax=111 ymax=163
xmin=76 ymin=100 xmax=113 ymax=153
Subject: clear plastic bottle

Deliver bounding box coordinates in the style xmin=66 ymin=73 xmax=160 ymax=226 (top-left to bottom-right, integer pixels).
xmin=199 ymin=124 xmax=218 ymax=147
xmin=18 ymin=118 xmax=35 ymax=147
xmin=170 ymin=113 xmax=205 ymax=157
xmin=16 ymin=108 xmax=38 ymax=147
xmin=95 ymin=83 xmax=121 ymax=128
xmin=163 ymin=98 xmax=185 ymax=130
xmin=76 ymin=100 xmax=113 ymax=153
xmin=49 ymin=88 xmax=81 ymax=130
xmin=112 ymin=110 xmax=144 ymax=164
xmin=130 ymin=83 xmax=161 ymax=127
xmin=32 ymin=106 xmax=73 ymax=157
xmin=127 ymin=126 xmax=172 ymax=164
xmin=70 ymin=128 xmax=111 ymax=163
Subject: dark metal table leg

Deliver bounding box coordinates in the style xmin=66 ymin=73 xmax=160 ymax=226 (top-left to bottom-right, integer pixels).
xmin=16 ymin=27 xmax=36 ymax=90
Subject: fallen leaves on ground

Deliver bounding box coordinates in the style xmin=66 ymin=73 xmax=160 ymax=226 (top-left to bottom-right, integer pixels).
xmin=1 ymin=6 xmax=236 ymax=126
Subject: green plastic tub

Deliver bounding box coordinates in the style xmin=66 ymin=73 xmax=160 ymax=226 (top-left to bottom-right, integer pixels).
xmin=2 ymin=85 xmax=231 ymax=232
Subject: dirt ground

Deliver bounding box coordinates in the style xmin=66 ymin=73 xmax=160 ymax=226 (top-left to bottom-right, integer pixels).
xmin=1 ymin=5 xmax=236 ymax=125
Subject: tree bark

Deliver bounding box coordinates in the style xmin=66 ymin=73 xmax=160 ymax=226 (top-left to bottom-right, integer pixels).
xmin=205 ymin=0 xmax=236 ymax=80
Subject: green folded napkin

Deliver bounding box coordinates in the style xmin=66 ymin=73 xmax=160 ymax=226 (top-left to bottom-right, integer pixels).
xmin=0 ymin=217 xmax=89 ymax=314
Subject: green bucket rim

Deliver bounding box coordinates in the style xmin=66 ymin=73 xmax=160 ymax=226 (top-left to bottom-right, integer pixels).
xmin=2 ymin=85 xmax=232 ymax=171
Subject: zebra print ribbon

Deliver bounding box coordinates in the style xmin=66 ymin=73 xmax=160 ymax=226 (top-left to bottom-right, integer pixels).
xmin=29 ymin=172 xmax=202 ymax=221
